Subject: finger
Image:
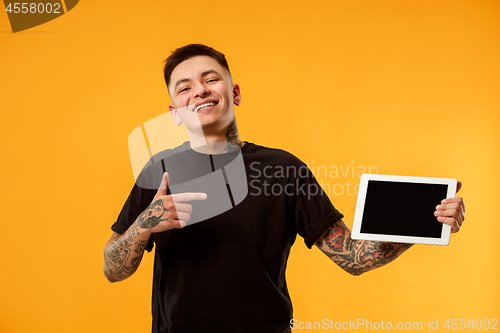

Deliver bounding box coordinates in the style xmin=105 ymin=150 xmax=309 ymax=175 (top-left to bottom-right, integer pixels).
xmin=460 ymin=201 xmax=465 ymax=220
xmin=161 ymin=200 xmax=196 ymax=225
xmin=436 ymin=202 xmax=461 ymax=212
xmin=165 ymin=219 xmax=186 ymax=229
xmin=171 ymin=192 xmax=208 ymax=202
xmin=155 ymin=212 xmax=187 ymax=228
xmin=157 ymin=172 xmax=169 ymax=196
xmin=437 ymin=216 xmax=460 ymax=233
xmin=441 ymin=197 xmax=464 ymax=205
xmin=442 ymin=197 xmax=466 ymax=218
xmin=456 ymin=181 xmax=462 ymax=193
xmin=435 ymin=208 xmax=463 ymax=225
xmin=176 ymin=211 xmax=191 ymax=223
xmin=171 ymin=202 xmax=193 ymax=215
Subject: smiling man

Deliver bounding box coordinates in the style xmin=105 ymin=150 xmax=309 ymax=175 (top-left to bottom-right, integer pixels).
xmin=167 ymin=47 xmax=243 ymax=154
xmin=103 ymin=44 xmax=466 ymax=333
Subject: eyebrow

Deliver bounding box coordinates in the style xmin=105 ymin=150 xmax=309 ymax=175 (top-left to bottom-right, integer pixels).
xmin=174 ymin=69 xmax=222 ymax=90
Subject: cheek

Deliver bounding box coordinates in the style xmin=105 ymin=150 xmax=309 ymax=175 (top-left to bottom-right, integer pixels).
xmin=220 ymin=91 xmax=233 ymax=108
xmin=215 ymin=85 xmax=231 ymax=100
xmin=173 ymin=93 xmax=191 ymax=107
xmin=182 ymin=96 xmax=193 ymax=108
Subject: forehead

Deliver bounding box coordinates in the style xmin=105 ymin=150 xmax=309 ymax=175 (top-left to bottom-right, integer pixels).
xmin=170 ymin=55 xmax=229 ymax=83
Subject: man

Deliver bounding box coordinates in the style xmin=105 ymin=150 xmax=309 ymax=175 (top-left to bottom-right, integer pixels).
xmin=103 ymin=44 xmax=465 ymax=332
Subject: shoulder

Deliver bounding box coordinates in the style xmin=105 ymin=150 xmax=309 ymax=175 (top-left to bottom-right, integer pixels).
xmin=243 ymin=142 xmax=305 ymax=167
xmin=137 ymin=143 xmax=188 ymax=189
xmin=150 ymin=141 xmax=188 ymax=162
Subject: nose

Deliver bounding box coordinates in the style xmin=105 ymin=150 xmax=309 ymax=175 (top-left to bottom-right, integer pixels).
xmin=193 ymin=83 xmax=210 ymax=98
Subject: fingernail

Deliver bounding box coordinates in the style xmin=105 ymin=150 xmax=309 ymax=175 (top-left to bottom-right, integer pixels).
xmin=436 ymin=205 xmax=442 ymax=210
xmin=441 ymin=199 xmax=447 ymax=204
xmin=437 ymin=217 xmax=444 ymax=222
xmin=434 ymin=211 xmax=439 ymax=216
xmin=200 ymin=193 xmax=207 ymax=199
xmin=180 ymin=220 xmax=186 ymax=228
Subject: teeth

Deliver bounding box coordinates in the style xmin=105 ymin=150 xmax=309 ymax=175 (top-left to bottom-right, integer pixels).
xmin=194 ymin=102 xmax=215 ymax=112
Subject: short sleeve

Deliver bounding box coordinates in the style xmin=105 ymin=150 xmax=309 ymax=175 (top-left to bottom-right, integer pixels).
xmin=292 ymin=163 xmax=344 ymax=249
xmin=111 ymin=182 xmax=156 ymax=252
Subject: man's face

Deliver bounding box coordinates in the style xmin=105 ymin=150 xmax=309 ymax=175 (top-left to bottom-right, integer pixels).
xmin=168 ymin=56 xmax=241 ymax=133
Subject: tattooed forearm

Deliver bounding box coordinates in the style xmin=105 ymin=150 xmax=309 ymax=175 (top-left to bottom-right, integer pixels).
xmin=103 ymin=223 xmax=148 ymax=282
xmin=134 ymin=239 xmax=148 ymax=254
xmin=137 ymin=199 xmax=171 ymax=229
xmin=316 ymin=221 xmax=413 ymax=276
xmin=104 ymin=196 xmax=172 ymax=282
xmin=224 ymin=119 xmax=243 ymax=153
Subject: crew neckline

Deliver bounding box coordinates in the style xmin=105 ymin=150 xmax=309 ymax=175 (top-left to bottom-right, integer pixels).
xmin=181 ymin=141 xmax=251 ymax=160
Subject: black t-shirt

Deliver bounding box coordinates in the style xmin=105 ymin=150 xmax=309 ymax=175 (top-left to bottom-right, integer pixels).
xmin=112 ymin=142 xmax=343 ymax=333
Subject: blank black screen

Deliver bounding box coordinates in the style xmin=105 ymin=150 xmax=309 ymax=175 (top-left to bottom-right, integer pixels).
xmin=360 ymin=180 xmax=448 ymax=238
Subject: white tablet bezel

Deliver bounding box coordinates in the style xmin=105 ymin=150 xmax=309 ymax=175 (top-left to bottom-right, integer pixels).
xmin=351 ymin=174 xmax=457 ymax=246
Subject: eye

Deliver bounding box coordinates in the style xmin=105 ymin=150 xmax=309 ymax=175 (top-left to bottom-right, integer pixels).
xmin=178 ymin=87 xmax=189 ymax=94
xmin=207 ymin=78 xmax=218 ymax=83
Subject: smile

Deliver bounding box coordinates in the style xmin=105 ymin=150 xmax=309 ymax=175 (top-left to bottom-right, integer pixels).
xmin=194 ymin=102 xmax=216 ymax=112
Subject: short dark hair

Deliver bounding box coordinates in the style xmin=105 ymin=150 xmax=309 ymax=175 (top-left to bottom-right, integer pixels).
xmin=163 ymin=44 xmax=231 ymax=89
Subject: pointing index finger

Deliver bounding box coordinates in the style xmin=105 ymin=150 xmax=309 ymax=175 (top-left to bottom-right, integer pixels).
xmin=171 ymin=192 xmax=208 ymax=203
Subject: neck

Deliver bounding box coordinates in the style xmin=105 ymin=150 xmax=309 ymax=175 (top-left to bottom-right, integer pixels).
xmin=188 ymin=119 xmax=244 ymax=154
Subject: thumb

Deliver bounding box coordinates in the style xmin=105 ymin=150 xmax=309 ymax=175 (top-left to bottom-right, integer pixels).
xmin=157 ymin=172 xmax=169 ymax=196
xmin=456 ymin=181 xmax=462 ymax=194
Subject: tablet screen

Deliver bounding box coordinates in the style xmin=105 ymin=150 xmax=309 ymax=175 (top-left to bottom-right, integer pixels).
xmin=360 ymin=180 xmax=448 ymax=238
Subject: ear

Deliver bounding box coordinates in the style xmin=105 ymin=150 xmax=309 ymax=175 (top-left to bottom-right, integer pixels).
xmin=168 ymin=105 xmax=183 ymax=126
xmin=233 ymin=84 xmax=241 ymax=106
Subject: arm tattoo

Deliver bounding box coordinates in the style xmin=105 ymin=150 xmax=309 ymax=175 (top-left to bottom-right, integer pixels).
xmin=104 ymin=197 xmax=172 ymax=281
xmin=316 ymin=221 xmax=413 ymax=276
xmin=137 ymin=199 xmax=171 ymax=229
xmin=134 ymin=239 xmax=148 ymax=254
xmin=224 ymin=119 xmax=243 ymax=153
xmin=103 ymin=223 xmax=147 ymax=282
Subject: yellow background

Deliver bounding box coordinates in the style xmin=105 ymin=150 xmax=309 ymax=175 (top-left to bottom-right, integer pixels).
xmin=1 ymin=0 xmax=498 ymax=332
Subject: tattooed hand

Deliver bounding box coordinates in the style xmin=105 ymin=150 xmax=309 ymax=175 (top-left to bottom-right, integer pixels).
xmin=138 ymin=172 xmax=208 ymax=233
xmin=103 ymin=172 xmax=207 ymax=282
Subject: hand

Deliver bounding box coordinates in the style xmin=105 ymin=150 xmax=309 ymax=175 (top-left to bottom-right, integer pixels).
xmin=137 ymin=172 xmax=207 ymax=233
xmin=434 ymin=181 xmax=465 ymax=233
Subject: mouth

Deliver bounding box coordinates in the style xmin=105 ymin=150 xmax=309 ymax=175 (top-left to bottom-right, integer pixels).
xmin=193 ymin=101 xmax=218 ymax=113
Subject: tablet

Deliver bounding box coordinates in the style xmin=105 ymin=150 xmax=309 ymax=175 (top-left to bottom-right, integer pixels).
xmin=351 ymin=174 xmax=457 ymax=245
